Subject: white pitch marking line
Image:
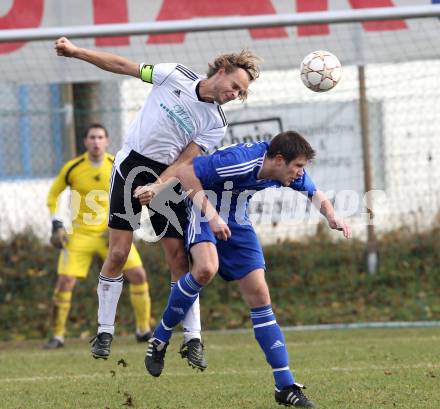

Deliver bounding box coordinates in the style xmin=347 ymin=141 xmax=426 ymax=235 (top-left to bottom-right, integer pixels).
xmin=3 ymin=335 xmax=439 ymax=357
xmin=1 ymin=363 xmax=439 ymax=384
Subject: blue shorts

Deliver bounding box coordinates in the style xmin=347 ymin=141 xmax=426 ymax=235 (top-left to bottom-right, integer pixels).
xmin=185 ymin=203 xmax=265 ymax=281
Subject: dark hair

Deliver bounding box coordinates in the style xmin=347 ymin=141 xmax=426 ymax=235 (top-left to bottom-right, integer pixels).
xmin=207 ymin=49 xmax=261 ymax=100
xmin=84 ymin=123 xmax=108 ymax=138
xmin=267 ymin=131 xmax=316 ymax=163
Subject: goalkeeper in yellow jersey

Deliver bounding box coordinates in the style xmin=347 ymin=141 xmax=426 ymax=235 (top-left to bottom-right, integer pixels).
xmin=44 ymin=123 xmax=153 ymax=349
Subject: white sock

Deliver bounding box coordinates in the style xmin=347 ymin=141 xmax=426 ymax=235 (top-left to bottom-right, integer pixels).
xmin=97 ymin=273 xmax=123 ymax=335
xmin=171 ymin=280 xmax=201 ymax=342
xmin=183 ymin=294 xmax=202 ymax=343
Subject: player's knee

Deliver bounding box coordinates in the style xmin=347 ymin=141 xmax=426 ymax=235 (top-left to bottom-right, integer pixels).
xmin=124 ymin=266 xmax=146 ymax=284
xmin=56 ymin=275 xmax=76 ymax=291
xmin=195 ymin=270 xmax=215 ymax=286
xmin=252 ymin=291 xmax=270 ymax=307
xmin=244 ymin=290 xmax=271 ymax=310
xmin=134 ymin=267 xmax=147 ymax=281
xmin=193 ymin=263 xmax=218 ymax=286
xmin=109 ymin=247 xmax=129 ymax=267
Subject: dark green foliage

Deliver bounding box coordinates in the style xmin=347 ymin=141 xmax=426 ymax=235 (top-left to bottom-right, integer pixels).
xmin=1 ymin=226 xmax=439 ymax=341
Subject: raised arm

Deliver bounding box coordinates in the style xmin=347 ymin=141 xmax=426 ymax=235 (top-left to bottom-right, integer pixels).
xmin=54 ymin=37 xmax=140 ymax=78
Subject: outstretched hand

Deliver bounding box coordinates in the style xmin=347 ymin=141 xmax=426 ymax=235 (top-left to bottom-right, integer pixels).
xmin=55 ymin=37 xmax=77 ymax=57
xmin=328 ymin=217 xmax=352 ymax=239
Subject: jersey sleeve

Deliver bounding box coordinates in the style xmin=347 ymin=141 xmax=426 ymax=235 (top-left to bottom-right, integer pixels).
xmin=193 ymin=146 xmax=253 ymax=188
xmin=289 ymin=170 xmax=317 ymax=198
xmin=192 ymin=125 xmax=227 ymax=153
xmin=47 ymin=164 xmax=69 ymax=216
xmin=139 ymin=63 xmax=177 ymax=85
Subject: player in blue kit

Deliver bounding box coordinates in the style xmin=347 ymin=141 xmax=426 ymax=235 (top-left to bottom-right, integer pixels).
xmin=140 ymin=131 xmax=351 ymax=407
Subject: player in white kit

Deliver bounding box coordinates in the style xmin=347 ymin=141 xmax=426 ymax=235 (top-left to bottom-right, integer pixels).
xmin=54 ymin=37 xmax=261 ymax=367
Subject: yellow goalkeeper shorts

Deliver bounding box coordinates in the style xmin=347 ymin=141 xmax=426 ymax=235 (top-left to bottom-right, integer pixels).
xmin=57 ymin=232 xmax=142 ymax=278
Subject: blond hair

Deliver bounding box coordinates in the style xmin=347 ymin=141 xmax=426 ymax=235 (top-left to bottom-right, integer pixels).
xmin=207 ymin=49 xmax=261 ymax=100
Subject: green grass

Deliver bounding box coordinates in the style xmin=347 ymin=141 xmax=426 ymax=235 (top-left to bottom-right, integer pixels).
xmin=1 ymin=328 xmax=439 ymax=409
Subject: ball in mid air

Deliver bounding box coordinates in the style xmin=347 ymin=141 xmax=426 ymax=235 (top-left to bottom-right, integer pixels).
xmin=300 ymin=50 xmax=342 ymax=92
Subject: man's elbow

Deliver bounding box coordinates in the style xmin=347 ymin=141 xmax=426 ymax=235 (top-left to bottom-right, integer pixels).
xmin=176 ymin=164 xmax=196 ymax=188
xmin=175 ymin=165 xmax=188 ymax=182
xmin=179 ymin=155 xmax=198 ymax=167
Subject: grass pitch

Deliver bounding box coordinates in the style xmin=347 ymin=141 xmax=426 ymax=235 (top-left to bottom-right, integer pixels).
xmin=1 ymin=327 xmax=439 ymax=409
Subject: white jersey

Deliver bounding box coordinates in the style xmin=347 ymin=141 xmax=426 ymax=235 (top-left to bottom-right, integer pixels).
xmin=122 ymin=63 xmax=228 ymax=165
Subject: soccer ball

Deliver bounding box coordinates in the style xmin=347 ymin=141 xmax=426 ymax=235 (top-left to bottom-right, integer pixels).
xmin=300 ymin=50 xmax=342 ymax=92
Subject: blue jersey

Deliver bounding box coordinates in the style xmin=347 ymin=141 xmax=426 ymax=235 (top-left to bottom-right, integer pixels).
xmin=193 ymin=141 xmax=317 ymax=223
xmin=187 ymin=141 xmax=317 ymax=281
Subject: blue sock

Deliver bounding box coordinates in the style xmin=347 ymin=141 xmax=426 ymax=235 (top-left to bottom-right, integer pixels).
xmin=154 ymin=273 xmax=203 ymax=343
xmin=251 ymin=305 xmax=295 ymax=389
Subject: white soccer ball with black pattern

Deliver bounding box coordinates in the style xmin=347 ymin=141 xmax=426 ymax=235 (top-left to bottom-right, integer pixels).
xmin=300 ymin=50 xmax=342 ymax=92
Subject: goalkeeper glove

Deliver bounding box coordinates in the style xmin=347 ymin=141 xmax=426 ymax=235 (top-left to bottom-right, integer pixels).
xmin=50 ymin=220 xmax=68 ymax=249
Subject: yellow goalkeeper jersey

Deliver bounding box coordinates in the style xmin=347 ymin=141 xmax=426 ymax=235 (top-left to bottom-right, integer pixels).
xmin=47 ymin=152 xmax=115 ymax=235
